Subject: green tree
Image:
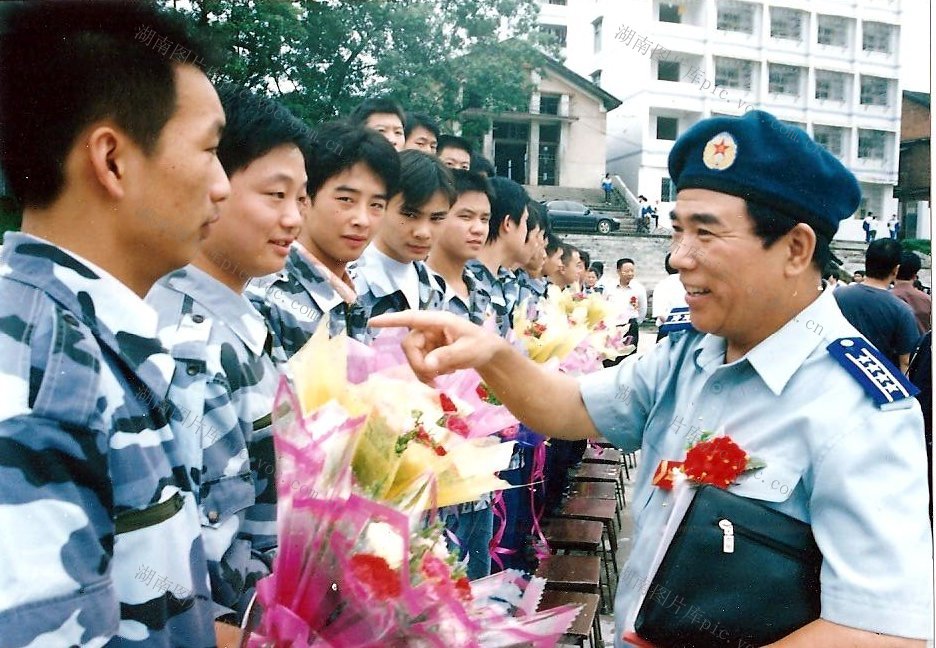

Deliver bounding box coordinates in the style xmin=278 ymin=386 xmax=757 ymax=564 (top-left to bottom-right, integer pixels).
xmin=163 ymin=0 xmax=554 ymax=128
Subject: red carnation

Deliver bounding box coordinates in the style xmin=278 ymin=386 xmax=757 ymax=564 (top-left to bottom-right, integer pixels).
xmin=682 ymin=436 xmax=748 ymax=488
xmin=445 ymin=415 xmax=470 ymax=438
xmin=349 ymin=554 xmax=402 ymax=600
xmin=439 ymin=392 xmax=458 ymax=414
xmin=454 ymin=577 xmax=472 ymax=602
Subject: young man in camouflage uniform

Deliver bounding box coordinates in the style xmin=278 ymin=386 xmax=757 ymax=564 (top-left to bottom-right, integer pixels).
xmin=426 ymin=169 xmax=497 ymax=578
xmin=0 ymin=3 xmax=230 ymax=646
xmin=146 ymin=86 xmax=308 ymax=643
xmin=352 ymin=149 xmax=453 ymax=335
xmin=248 ymin=122 xmax=400 ymax=357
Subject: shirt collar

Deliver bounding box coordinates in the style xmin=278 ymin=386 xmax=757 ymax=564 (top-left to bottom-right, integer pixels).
xmin=286 ymin=244 xmax=347 ymax=313
xmin=164 ymin=265 xmax=269 ymax=356
xmin=354 ymin=245 xmax=420 ymax=308
xmin=1 ymin=232 xmax=173 ymax=391
xmin=694 ymin=289 xmax=843 ymax=395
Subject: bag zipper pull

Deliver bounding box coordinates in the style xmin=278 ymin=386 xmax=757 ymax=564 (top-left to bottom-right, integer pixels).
xmin=719 ymin=519 xmax=735 ymax=553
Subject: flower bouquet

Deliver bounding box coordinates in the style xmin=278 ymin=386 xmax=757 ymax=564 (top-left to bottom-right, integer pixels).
xmin=246 ymin=327 xmax=581 ymax=646
xmin=513 ymin=286 xmax=634 ymax=376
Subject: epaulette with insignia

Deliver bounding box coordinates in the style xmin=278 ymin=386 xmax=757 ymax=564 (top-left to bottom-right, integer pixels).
xmin=827 ymin=337 xmax=920 ymax=410
xmin=659 ymin=307 xmax=693 ymax=334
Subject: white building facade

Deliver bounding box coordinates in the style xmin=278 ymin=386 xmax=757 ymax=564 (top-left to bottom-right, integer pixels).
xmin=538 ymin=0 xmax=910 ymax=240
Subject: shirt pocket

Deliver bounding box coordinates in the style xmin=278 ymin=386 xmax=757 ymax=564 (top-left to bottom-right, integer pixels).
xmin=730 ymin=460 xmax=805 ymax=504
xmin=199 ymin=472 xmax=256 ymax=529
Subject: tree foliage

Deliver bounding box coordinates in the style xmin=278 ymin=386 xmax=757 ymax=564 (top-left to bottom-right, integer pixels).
xmin=163 ymin=0 xmax=555 ymax=130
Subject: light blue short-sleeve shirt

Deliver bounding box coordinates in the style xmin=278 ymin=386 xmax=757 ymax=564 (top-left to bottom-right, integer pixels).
xmin=579 ymin=289 xmax=933 ymax=645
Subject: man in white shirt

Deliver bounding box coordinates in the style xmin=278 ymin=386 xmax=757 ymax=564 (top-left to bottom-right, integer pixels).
xmin=652 ymin=252 xmax=688 ymax=340
xmin=606 ymin=257 xmax=647 ymax=363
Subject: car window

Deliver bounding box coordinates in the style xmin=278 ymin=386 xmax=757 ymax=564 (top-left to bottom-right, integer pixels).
xmin=571 ymin=202 xmax=586 ymax=214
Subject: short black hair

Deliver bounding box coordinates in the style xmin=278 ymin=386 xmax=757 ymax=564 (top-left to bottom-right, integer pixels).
xmin=853 ymin=270 xmax=866 ymax=277
xmin=545 ymin=233 xmax=563 ymax=256
xmin=746 ymin=200 xmax=832 ymax=271
xmin=616 ymin=257 xmax=636 ymax=270
xmin=304 ymin=121 xmax=400 ymax=200
xmin=437 ymin=134 xmax=472 ymax=157
xmin=451 ymin=169 xmax=495 ymax=204
xmin=216 ymin=86 xmax=309 ymax=176
xmin=470 ymin=153 xmax=495 ymax=177
xmin=404 ymin=112 xmax=440 ymax=140
xmin=822 ymin=264 xmax=839 ymax=281
xmin=864 ymin=238 xmax=903 ymax=279
xmin=897 ymin=251 xmax=922 ymax=281
xmin=525 ymin=199 xmax=548 ymax=238
xmin=580 ymin=249 xmax=591 ymax=268
xmin=590 ymin=261 xmax=605 ymax=276
xmin=487 ymin=177 xmax=529 ymax=243
xmin=0 ymin=0 xmax=216 ymax=208
xmin=561 ymin=244 xmax=580 ymax=265
xmin=396 ymin=149 xmax=456 ymax=209
xmin=348 ymin=97 xmax=405 ymax=127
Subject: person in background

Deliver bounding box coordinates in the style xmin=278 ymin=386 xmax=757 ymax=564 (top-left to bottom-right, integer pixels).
xmin=470 ymin=153 xmax=496 ymax=177
xmin=583 ymin=267 xmax=601 ymax=293
xmin=516 ymin=200 xmax=550 ymax=307
xmin=863 ymin=211 xmax=877 ymax=243
xmin=601 ymin=173 xmax=614 ymax=203
xmin=348 ymin=96 xmax=407 ymax=152
xmin=890 ymin=250 xmax=931 ymax=335
xmin=248 ymin=122 xmax=400 ymax=357
xmin=556 ymin=244 xmax=583 ymax=291
xmin=146 ymin=86 xmax=308 ymax=645
xmin=403 ymin=112 xmax=440 ymax=154
xmin=822 ymin=265 xmax=841 ymax=291
xmin=835 ymin=239 xmax=920 ymax=373
xmin=852 ymin=269 xmax=866 ymax=284
xmin=542 ymin=234 xmax=566 ymax=287
xmin=606 ymin=257 xmax=647 ymax=361
xmin=888 ymin=214 xmax=900 ymax=240
xmin=437 ymin=134 xmax=473 ymax=170
xmin=0 ymin=2 xmax=230 ymax=645
xmin=652 ymin=252 xmax=688 ymax=341
xmin=352 ymin=150 xmax=453 ymax=328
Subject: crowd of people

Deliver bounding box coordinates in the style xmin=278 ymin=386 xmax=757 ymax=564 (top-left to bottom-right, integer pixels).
xmin=0 ymin=3 xmax=932 ymax=648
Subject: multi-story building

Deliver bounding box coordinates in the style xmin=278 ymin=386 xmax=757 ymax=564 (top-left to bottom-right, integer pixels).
xmin=539 ymin=0 xmax=907 ymax=240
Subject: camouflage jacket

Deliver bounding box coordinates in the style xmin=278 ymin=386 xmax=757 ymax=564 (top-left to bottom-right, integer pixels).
xmin=246 ymin=245 xmax=368 ymax=359
xmin=515 ymin=269 xmax=548 ymax=315
xmin=351 ymin=246 xmax=445 ymax=338
xmin=428 ymin=267 xmax=494 ymax=328
xmin=465 ymin=259 xmax=511 ymax=337
xmin=147 ymin=265 xmax=282 ymax=622
xmin=0 ymin=233 xmax=215 ymax=647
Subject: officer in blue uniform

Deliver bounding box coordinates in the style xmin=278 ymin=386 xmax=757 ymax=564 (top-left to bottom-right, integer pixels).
xmin=372 ymin=110 xmax=933 ymax=647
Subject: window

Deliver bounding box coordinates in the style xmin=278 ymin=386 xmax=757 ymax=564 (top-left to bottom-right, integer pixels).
xmin=661 ymin=177 xmax=677 ymax=201
xmin=858 ymin=129 xmax=886 ymax=159
xmin=862 ymin=22 xmax=892 ymax=53
xmin=770 ymin=7 xmax=804 ymax=41
xmin=493 ymin=121 xmax=530 ymax=140
xmin=539 ymin=94 xmax=561 ymax=115
xmin=817 ymin=15 xmax=848 ymax=47
xmin=590 ymin=70 xmax=602 ymax=85
xmin=815 ymin=70 xmax=847 ymax=101
xmin=859 ymin=75 xmax=890 ymax=106
xmin=656 ymin=116 xmax=679 ymax=141
xmin=593 ymin=17 xmax=603 ymax=52
xmin=717 ymin=2 xmax=755 ymax=34
xmin=540 ymin=123 xmax=560 ymax=143
xmin=658 ymin=3 xmax=681 ymax=24
xmin=540 ymin=24 xmax=567 ymax=47
xmin=714 ymin=57 xmax=753 ymax=91
xmin=813 ymin=124 xmax=845 ymax=158
xmin=768 ymin=64 xmax=801 ymax=96
xmin=658 ymin=60 xmax=680 ymax=82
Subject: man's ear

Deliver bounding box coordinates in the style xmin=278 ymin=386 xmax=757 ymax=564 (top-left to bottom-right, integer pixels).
xmin=86 ymin=124 xmax=130 ymax=200
xmin=784 ymin=223 xmax=817 ymax=277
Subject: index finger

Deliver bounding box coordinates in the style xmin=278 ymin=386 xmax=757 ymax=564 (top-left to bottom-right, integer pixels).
xmin=368 ymin=310 xmax=455 ymax=330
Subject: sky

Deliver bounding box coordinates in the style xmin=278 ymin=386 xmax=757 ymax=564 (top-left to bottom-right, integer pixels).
xmin=900 ymin=1 xmax=932 ymax=92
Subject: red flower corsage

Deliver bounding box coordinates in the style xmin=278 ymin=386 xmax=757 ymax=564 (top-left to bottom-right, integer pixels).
xmin=653 ymin=432 xmax=764 ymax=490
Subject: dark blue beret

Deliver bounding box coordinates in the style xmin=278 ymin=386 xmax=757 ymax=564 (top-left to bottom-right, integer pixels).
xmin=667 ymin=110 xmax=861 ymax=240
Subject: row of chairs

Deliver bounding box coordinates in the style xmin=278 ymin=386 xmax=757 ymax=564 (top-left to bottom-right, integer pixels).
xmin=534 ymin=441 xmax=637 ymax=647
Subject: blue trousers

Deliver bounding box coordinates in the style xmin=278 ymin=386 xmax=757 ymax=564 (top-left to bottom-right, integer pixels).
xmin=444 ymin=505 xmax=494 ymax=580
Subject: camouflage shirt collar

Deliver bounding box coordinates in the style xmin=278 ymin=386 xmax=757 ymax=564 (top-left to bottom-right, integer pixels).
xmin=286 ymin=245 xmax=348 ymax=313
xmin=0 ymin=232 xmax=174 ymax=391
xmin=164 ymin=264 xmax=270 ymax=356
xmin=353 ymin=245 xmax=424 ymax=309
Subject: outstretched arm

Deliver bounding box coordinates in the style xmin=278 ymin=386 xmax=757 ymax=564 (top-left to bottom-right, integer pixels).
xmin=369 ymin=311 xmax=598 ymax=440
